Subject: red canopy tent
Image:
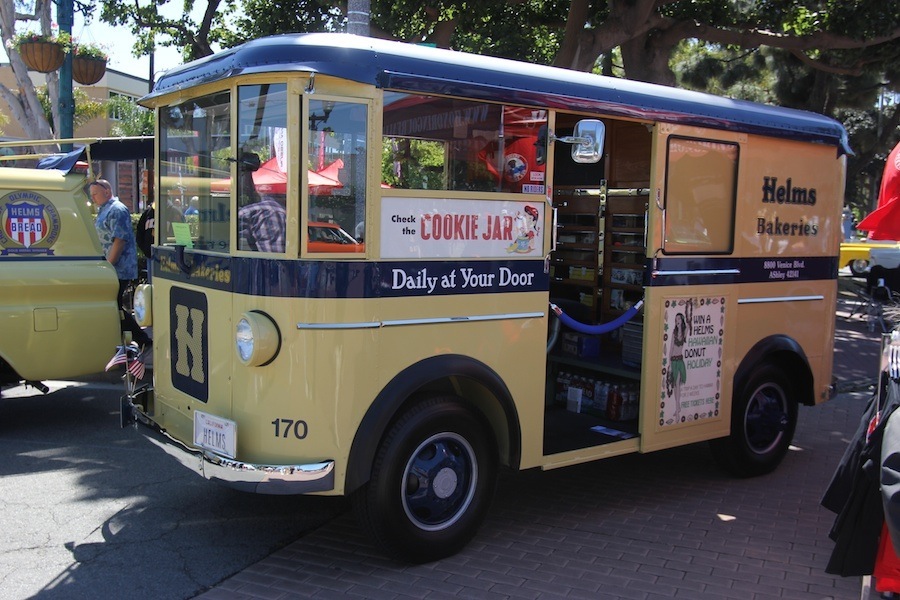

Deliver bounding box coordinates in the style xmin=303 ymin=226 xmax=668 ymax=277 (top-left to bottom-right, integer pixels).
xmin=858 ymin=140 xmax=900 ymax=240
xmin=253 ymin=157 xmax=288 ymax=193
xmin=309 ymin=159 xmax=343 ymax=195
xmin=209 ymin=157 xmax=342 ymax=194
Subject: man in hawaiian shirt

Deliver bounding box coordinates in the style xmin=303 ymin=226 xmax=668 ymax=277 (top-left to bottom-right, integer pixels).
xmin=90 ymin=179 xmax=153 ymax=349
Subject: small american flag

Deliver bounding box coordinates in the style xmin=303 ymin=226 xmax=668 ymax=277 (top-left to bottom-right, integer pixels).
xmin=105 ymin=345 xmax=130 ymax=371
xmin=128 ymin=354 xmax=146 ymax=380
xmin=105 ymin=344 xmax=147 ymax=380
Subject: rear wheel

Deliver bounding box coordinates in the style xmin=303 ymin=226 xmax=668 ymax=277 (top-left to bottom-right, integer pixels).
xmin=354 ymin=396 xmax=498 ymax=563
xmin=710 ymin=364 xmax=797 ymax=477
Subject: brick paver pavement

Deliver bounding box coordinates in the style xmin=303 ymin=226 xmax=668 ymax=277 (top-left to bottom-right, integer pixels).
xmin=197 ymin=296 xmax=884 ymax=600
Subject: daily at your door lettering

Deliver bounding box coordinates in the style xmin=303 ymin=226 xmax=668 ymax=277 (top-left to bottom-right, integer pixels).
xmin=392 ymin=266 xmax=536 ymax=294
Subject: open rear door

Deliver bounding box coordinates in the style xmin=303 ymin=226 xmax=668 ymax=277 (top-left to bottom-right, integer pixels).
xmin=639 ymin=124 xmax=743 ymax=453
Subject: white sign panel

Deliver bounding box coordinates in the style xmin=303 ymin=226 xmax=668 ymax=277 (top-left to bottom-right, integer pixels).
xmin=659 ymin=296 xmax=724 ymax=428
xmin=380 ymin=196 xmax=544 ymax=259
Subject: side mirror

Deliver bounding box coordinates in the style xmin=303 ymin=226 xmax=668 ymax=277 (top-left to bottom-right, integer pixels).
xmin=571 ymin=119 xmax=605 ymax=164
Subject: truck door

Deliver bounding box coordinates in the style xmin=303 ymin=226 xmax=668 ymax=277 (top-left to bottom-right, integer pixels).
xmin=639 ymin=124 xmax=744 ymax=453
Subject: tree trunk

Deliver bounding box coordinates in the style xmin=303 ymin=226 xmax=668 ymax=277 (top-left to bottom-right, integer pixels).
xmin=806 ymin=69 xmax=839 ymax=116
xmin=620 ymin=32 xmax=677 ymax=86
xmin=554 ymin=0 xmax=678 ymax=81
xmin=0 ymin=0 xmax=54 ymax=141
xmin=553 ymin=0 xmax=591 ymax=70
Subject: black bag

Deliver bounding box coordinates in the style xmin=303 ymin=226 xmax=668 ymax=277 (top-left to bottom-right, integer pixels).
xmin=136 ymin=205 xmax=154 ymax=258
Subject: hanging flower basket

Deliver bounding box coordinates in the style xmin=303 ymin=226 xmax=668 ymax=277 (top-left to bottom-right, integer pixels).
xmin=8 ymin=32 xmax=71 ymax=73
xmin=72 ymin=56 xmax=107 ymax=85
xmin=71 ymin=42 xmax=108 ymax=85
xmin=17 ymin=41 xmax=67 ymax=73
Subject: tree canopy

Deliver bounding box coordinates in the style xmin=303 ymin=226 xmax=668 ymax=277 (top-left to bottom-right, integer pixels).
xmin=99 ymin=0 xmax=234 ymax=62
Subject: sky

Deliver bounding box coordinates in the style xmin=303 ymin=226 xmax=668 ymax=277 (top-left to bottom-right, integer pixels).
xmin=69 ymin=17 xmax=186 ymax=81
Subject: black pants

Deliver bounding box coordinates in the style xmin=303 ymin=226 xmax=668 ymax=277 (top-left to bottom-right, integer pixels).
xmin=868 ymin=266 xmax=900 ymax=295
xmin=117 ymin=279 xmax=152 ymax=347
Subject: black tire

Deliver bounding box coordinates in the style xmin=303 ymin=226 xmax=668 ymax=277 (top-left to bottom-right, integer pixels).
xmin=353 ymin=396 xmax=498 ymax=563
xmin=850 ymin=259 xmax=869 ymax=277
xmin=710 ymin=364 xmax=797 ymax=477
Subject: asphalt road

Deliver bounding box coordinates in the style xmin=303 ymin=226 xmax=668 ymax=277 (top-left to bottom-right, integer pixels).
xmin=0 ymin=377 xmax=349 ymax=600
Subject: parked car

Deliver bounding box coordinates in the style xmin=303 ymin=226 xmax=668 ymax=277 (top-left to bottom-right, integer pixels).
xmin=839 ymin=240 xmax=900 ymax=276
xmin=308 ymin=221 xmax=365 ymax=253
xmin=870 ymin=245 xmax=900 ymax=271
xmin=0 ymin=162 xmax=120 ymax=392
xmin=0 ymin=138 xmax=153 ymax=393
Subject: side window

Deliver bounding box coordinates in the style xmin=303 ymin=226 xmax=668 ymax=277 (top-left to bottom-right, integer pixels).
xmin=382 ymin=92 xmax=547 ymax=194
xmin=236 ymin=83 xmax=288 ymax=253
xmin=307 ymin=99 xmax=367 ymax=253
xmin=663 ymin=137 xmax=738 ymax=254
xmin=159 ymin=92 xmax=231 ymax=252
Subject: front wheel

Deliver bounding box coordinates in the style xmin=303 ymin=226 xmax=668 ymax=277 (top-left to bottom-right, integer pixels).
xmin=354 ymin=396 xmax=498 ymax=563
xmin=710 ymin=364 xmax=797 ymax=477
xmin=850 ymin=258 xmax=869 ymax=276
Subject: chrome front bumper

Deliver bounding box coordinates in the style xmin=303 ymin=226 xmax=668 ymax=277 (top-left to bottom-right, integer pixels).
xmin=120 ymin=388 xmax=335 ymax=495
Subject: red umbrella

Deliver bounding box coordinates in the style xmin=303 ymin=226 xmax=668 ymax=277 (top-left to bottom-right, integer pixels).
xmin=858 ymin=141 xmax=900 ymax=240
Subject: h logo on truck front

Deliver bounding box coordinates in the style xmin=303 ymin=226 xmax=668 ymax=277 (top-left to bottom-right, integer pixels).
xmin=170 ymin=287 xmax=209 ymax=401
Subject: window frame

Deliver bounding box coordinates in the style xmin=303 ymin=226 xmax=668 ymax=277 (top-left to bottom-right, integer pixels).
xmin=661 ymin=135 xmax=740 ymax=256
xmin=234 ymin=82 xmax=290 ymax=255
xmin=157 ymin=90 xmax=233 ymax=254
xmin=302 ymin=93 xmax=371 ymax=257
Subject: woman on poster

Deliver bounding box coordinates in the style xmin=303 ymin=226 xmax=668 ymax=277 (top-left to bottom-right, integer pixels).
xmin=665 ymin=298 xmax=692 ymax=424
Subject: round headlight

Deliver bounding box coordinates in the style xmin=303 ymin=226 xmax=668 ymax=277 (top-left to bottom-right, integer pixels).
xmin=235 ymin=311 xmax=280 ymax=367
xmin=133 ymin=283 xmax=152 ymax=327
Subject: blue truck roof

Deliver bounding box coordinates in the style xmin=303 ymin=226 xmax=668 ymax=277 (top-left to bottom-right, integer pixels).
xmin=145 ymin=33 xmax=850 ymax=154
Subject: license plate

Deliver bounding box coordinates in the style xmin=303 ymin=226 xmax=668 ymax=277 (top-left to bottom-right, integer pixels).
xmin=193 ymin=410 xmax=237 ymax=459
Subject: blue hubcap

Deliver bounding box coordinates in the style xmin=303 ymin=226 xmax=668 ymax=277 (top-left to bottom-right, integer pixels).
xmin=402 ymin=432 xmax=478 ymax=531
xmin=744 ymin=383 xmax=788 ymax=455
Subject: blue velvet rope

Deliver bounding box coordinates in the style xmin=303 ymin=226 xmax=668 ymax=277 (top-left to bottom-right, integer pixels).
xmin=550 ymin=299 xmax=644 ymax=335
